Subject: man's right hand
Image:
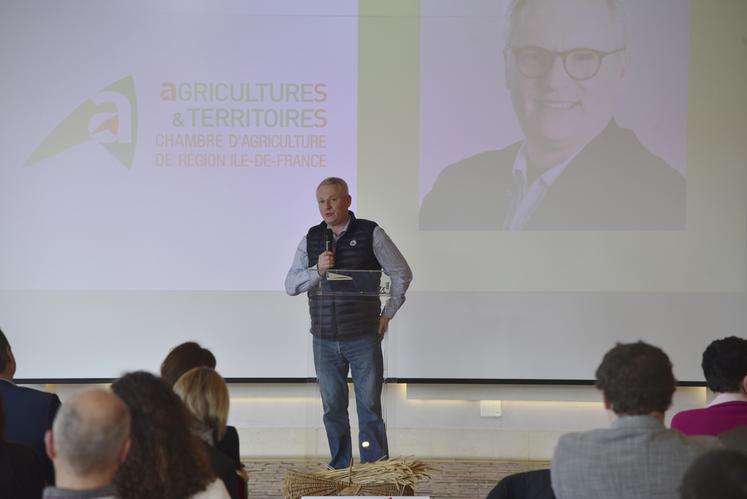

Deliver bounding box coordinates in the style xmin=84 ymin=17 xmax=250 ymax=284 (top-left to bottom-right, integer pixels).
xmin=317 ymin=250 xmax=335 ymax=275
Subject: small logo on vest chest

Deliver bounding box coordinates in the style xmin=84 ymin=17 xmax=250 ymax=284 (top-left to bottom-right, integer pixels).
xmin=349 ymin=239 xmax=357 ymax=247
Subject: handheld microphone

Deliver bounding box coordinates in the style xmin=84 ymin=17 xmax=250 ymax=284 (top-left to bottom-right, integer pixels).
xmin=325 ymin=229 xmax=334 ymax=253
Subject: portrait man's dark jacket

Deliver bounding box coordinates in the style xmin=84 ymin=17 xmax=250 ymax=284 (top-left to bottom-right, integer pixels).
xmin=420 ymin=121 xmax=686 ymax=230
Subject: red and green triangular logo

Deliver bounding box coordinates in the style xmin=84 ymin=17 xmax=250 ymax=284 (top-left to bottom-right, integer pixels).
xmin=26 ymin=76 xmax=137 ymax=168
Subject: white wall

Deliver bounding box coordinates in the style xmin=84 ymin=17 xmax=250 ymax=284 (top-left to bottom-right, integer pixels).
xmin=37 ymin=383 xmax=707 ymax=460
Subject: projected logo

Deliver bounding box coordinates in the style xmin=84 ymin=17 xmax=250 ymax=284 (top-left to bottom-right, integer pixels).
xmin=26 ymin=76 xmax=138 ymax=168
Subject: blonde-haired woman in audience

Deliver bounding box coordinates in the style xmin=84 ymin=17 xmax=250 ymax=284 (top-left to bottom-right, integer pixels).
xmin=174 ymin=367 xmax=245 ymax=499
xmin=160 ymin=342 xmax=242 ymax=469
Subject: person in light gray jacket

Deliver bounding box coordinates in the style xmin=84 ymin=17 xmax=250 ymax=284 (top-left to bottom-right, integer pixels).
xmin=551 ymin=342 xmax=721 ymax=499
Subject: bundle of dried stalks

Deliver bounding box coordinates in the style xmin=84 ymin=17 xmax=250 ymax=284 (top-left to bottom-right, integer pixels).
xmin=282 ymin=457 xmax=432 ymax=498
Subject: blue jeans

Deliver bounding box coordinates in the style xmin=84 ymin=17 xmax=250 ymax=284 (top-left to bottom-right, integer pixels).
xmin=313 ymin=334 xmax=388 ymax=469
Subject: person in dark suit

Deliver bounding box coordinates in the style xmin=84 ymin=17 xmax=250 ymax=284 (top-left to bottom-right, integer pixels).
xmin=0 ymin=327 xmax=61 ymax=485
xmin=420 ymin=0 xmax=685 ymax=230
xmin=0 ymin=396 xmax=46 ymax=499
xmin=486 ymin=468 xmax=555 ymax=499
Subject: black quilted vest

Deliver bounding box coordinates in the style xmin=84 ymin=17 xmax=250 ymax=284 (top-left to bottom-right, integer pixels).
xmin=306 ymin=212 xmax=382 ymax=339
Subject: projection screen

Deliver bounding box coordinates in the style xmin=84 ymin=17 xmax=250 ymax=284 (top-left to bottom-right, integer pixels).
xmin=1 ymin=0 xmax=745 ymax=382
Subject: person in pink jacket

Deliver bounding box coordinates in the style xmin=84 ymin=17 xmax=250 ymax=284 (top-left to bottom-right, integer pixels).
xmin=671 ymin=336 xmax=747 ymax=436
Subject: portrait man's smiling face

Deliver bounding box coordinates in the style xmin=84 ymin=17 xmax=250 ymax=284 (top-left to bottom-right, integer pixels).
xmin=505 ymin=0 xmax=628 ymax=153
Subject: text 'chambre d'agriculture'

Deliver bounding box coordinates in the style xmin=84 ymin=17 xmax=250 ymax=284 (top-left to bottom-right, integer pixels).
xmin=155 ymin=81 xmax=331 ymax=168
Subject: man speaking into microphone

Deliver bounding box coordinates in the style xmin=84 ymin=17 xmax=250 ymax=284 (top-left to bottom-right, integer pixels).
xmin=285 ymin=177 xmax=412 ymax=469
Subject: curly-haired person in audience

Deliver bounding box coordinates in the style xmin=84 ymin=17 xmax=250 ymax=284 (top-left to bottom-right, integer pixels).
xmin=551 ymin=341 xmax=721 ymax=499
xmin=174 ymin=367 xmax=246 ymax=499
xmin=111 ymin=371 xmax=230 ymax=499
xmin=672 ymin=336 xmax=747 ymax=436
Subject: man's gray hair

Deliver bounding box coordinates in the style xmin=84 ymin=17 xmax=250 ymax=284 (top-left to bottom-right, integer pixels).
xmin=53 ymin=389 xmax=130 ymax=475
xmin=317 ymin=177 xmax=349 ymax=195
xmin=503 ymin=0 xmax=628 ymax=48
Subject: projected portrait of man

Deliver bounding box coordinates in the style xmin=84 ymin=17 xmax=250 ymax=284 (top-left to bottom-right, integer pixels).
xmin=419 ymin=0 xmax=686 ymax=230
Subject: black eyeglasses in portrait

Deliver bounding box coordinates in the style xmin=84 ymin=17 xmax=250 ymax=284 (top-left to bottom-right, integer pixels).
xmin=508 ymin=46 xmax=626 ymax=81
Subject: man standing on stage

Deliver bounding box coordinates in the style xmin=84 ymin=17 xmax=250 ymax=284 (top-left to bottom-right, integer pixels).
xmin=285 ymin=177 xmax=412 ymax=468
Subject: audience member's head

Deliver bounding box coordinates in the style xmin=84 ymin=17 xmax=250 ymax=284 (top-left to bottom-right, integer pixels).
xmin=111 ymin=371 xmax=215 ymax=499
xmin=719 ymin=426 xmax=747 ymax=454
xmin=680 ymin=449 xmax=747 ymax=499
xmin=701 ymin=336 xmax=747 ymax=394
xmin=0 ymin=327 xmax=16 ymax=379
xmin=44 ymin=388 xmax=130 ymax=489
xmin=160 ymin=341 xmax=217 ymax=387
xmin=595 ymin=341 xmax=676 ymax=416
xmin=173 ymin=367 xmax=230 ymax=444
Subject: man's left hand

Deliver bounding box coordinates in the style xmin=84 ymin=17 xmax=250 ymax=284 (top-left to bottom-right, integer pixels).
xmin=378 ymin=315 xmax=390 ymax=338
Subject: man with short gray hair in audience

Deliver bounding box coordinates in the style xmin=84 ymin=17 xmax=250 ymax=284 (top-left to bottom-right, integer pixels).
xmin=551 ymin=342 xmax=721 ymax=499
xmin=43 ymin=388 xmax=131 ymax=499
